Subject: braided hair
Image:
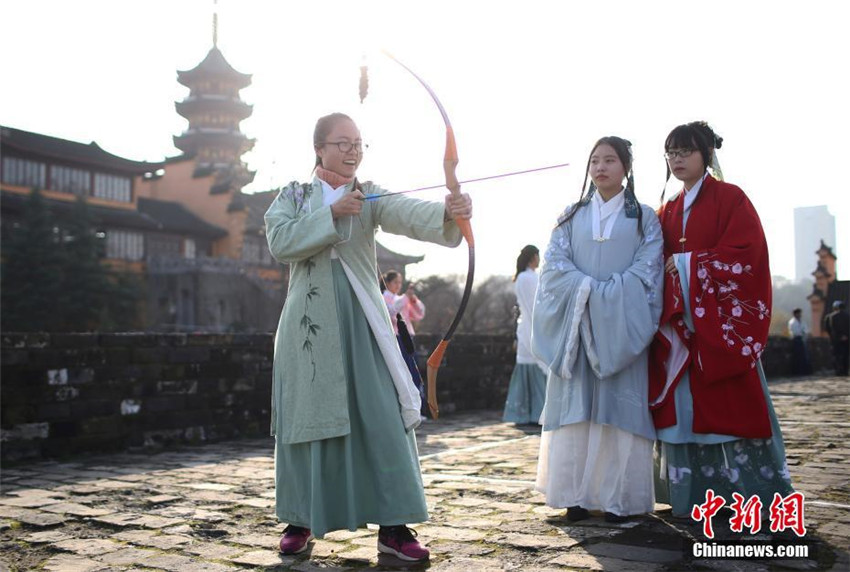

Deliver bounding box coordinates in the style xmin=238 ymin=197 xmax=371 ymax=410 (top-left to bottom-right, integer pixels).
xmin=558 ymin=136 xmax=642 ymax=237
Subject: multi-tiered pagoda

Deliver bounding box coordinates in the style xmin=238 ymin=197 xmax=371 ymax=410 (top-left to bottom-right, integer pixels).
xmin=174 ymin=29 xmax=255 ymax=194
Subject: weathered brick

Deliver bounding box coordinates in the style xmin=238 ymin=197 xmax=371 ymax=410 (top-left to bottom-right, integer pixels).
xmin=169 ymin=347 xmax=212 ymax=363
xmin=1 ymin=349 xmax=29 ymax=365
xmin=37 ymin=402 xmax=71 ymax=421
xmin=49 ymin=334 xmax=100 ymax=349
xmin=99 ymin=333 xmax=158 ymax=347
xmin=132 ymin=347 xmax=167 ymax=364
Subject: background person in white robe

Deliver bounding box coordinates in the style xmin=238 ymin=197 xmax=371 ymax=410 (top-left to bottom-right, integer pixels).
xmin=533 ymin=136 xmax=663 ymax=522
xmin=502 ymin=244 xmax=547 ymax=425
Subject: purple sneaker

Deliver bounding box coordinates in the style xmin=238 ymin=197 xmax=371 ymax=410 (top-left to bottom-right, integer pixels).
xmin=279 ymin=525 xmax=314 ymax=554
xmin=378 ymin=525 xmax=430 ymax=562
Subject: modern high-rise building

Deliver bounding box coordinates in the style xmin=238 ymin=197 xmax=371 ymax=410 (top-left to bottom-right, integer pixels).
xmin=794 ymin=206 xmax=836 ymax=281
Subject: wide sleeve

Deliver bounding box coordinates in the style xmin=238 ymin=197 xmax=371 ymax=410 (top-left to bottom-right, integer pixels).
xmin=387 ymin=292 xmax=407 ymax=313
xmin=531 ymin=211 xmax=594 ymax=379
xmin=408 ymin=298 xmax=425 ymax=322
xmin=584 ymin=206 xmax=664 ymax=378
xmin=687 ymin=190 xmax=771 ymax=382
xmin=264 ymin=182 xmax=344 ymax=264
xmin=368 ymin=183 xmax=463 ymax=247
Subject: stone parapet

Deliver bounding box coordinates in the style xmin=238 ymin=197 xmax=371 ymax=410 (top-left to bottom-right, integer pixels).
xmin=0 ymin=333 xmax=835 ymax=462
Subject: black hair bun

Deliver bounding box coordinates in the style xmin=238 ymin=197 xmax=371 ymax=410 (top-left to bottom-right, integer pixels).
xmin=688 ymin=121 xmax=723 ymax=149
xmin=713 ymin=133 xmax=723 ymax=149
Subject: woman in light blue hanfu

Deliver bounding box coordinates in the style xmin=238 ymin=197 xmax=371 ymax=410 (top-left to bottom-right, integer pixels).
xmin=533 ymin=136 xmax=663 ymax=523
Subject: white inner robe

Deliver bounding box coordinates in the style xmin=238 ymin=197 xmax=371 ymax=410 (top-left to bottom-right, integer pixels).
xmin=536 ymin=420 xmax=654 ymax=515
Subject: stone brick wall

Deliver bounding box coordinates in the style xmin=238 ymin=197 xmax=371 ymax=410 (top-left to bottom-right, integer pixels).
xmin=1 ymin=333 xmax=274 ymax=463
xmin=0 ymin=332 xmax=835 ymax=462
xmin=759 ymin=335 xmax=833 ymax=378
xmin=413 ymin=334 xmax=515 ymax=414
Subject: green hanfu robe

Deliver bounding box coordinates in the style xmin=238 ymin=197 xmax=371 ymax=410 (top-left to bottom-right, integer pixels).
xmin=265 ymin=177 xmax=462 ymax=536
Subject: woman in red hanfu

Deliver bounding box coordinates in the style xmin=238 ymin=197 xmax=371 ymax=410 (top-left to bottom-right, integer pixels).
xmin=649 ymin=121 xmax=793 ymax=517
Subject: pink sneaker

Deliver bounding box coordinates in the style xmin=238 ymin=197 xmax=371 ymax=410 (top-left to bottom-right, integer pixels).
xmin=377 ymin=525 xmax=429 ymax=562
xmin=279 ymin=525 xmax=314 ymax=554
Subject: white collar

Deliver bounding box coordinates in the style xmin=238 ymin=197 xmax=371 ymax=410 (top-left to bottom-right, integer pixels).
xmin=320 ymin=179 xmax=348 ymax=207
xmin=591 ymin=188 xmax=625 ymax=242
xmin=683 ymin=172 xmax=709 ymax=212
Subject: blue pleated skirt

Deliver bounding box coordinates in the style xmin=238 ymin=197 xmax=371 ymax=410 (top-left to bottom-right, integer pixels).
xmin=502 ymin=363 xmax=546 ymax=424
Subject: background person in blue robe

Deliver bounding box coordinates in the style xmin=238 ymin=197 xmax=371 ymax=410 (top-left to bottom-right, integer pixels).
xmin=533 ymin=136 xmax=663 ymax=523
xmin=503 ymin=244 xmax=547 ymax=425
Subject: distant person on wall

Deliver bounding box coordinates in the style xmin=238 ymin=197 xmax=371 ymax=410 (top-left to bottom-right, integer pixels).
xmin=502 ymin=244 xmax=547 ymax=425
xmin=787 ymin=308 xmax=812 ymax=376
xmin=824 ymin=301 xmax=849 ymax=376
xmin=649 ymin=121 xmax=793 ymax=519
xmin=264 ymin=112 xmax=472 ymax=562
xmin=382 ymin=270 xmax=427 ymax=414
xmin=533 ymin=136 xmax=663 ymax=523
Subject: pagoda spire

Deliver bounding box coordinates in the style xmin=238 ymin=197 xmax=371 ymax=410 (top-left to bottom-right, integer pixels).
xmin=212 ymin=0 xmax=218 ymax=47
xmin=173 ymin=0 xmax=255 ymax=194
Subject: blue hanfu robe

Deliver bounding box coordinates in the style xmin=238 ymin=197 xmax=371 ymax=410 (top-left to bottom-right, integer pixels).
xmin=532 ymin=192 xmax=664 ymax=516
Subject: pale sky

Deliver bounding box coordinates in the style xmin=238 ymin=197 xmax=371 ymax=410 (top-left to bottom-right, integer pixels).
xmin=2 ymin=0 xmax=848 ymax=282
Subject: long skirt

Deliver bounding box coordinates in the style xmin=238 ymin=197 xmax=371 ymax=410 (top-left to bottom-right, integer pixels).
xmin=502 ymin=363 xmax=546 ymax=424
xmin=274 ymin=261 xmax=429 ymax=537
xmin=655 ymin=362 xmax=794 ymax=517
xmin=536 ymin=421 xmax=655 ymax=516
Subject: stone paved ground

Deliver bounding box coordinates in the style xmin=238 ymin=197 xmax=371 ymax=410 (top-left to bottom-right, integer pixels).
xmin=1 ymin=376 xmax=848 ymax=571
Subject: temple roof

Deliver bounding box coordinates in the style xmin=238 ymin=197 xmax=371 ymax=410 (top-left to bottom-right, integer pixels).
xmin=233 ymin=189 xmax=276 ymax=232
xmin=807 ymin=282 xmax=826 ymax=301
xmin=817 ymin=239 xmax=837 ymax=259
xmin=0 ymin=126 xmax=163 ymax=174
xmin=172 ymin=130 xmax=255 ymax=155
xmin=377 ymin=241 xmax=425 ymax=265
xmin=0 ymin=190 xmax=160 ymax=232
xmin=812 ymin=261 xmax=833 ymax=279
xmin=175 ymin=96 xmax=253 ymax=121
xmin=177 ymin=47 xmax=251 ymax=89
xmin=1 ymin=190 xmax=228 ymax=241
xmin=138 ymin=197 xmax=227 ymax=238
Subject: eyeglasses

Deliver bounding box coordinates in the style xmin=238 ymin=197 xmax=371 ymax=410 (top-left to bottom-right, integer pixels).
xmin=664 ymin=148 xmax=696 ymax=160
xmin=323 ymin=141 xmax=367 ymax=153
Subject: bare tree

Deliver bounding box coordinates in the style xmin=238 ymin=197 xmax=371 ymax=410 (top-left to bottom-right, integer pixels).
xmin=458 ymin=275 xmax=516 ymax=335
xmin=412 ymin=274 xmax=463 ymax=335
xmin=412 ymin=274 xmax=516 ymax=335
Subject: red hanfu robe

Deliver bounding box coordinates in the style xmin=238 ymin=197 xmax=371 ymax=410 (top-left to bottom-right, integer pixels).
xmin=648 ymin=175 xmax=772 ymax=438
